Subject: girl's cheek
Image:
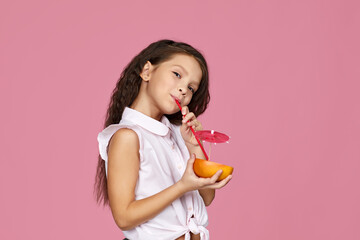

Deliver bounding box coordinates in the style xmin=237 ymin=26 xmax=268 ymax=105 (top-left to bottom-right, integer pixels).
xmin=185 ymin=97 xmax=192 ymax=106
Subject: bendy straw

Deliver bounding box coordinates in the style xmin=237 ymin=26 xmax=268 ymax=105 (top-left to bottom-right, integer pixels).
xmin=175 ymin=99 xmax=209 ymax=160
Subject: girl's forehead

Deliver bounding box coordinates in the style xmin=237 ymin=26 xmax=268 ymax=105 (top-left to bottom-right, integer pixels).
xmin=162 ymin=54 xmax=202 ymax=80
xmin=165 ymin=53 xmax=198 ymax=65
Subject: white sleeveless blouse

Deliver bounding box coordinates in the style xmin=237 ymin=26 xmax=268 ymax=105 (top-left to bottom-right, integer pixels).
xmin=97 ymin=107 xmax=209 ymax=240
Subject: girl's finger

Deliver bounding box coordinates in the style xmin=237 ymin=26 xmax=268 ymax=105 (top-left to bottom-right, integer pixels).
xmin=187 ymin=120 xmax=196 ymax=127
xmin=187 ymin=119 xmax=200 ymax=127
xmin=181 ymin=106 xmax=189 ymax=116
xmin=186 ymin=153 xmax=196 ymax=171
xmin=187 ymin=122 xmax=195 ymax=130
xmin=209 ymin=175 xmax=232 ymax=189
xmin=198 ymin=170 xmax=223 ymax=187
xmin=189 ymin=122 xmax=203 ymax=132
xmin=210 ymin=170 xmax=223 ymax=183
xmin=182 ymin=112 xmax=195 ymax=123
xmin=196 ymin=121 xmax=203 ymax=131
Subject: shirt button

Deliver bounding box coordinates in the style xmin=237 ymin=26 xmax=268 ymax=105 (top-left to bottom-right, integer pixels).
xmin=188 ymin=207 xmax=193 ymax=211
xmin=171 ymin=144 xmax=175 ymax=149
xmin=177 ymin=164 xmax=182 ymax=170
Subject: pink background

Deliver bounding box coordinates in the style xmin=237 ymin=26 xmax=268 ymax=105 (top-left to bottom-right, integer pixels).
xmin=1 ymin=0 xmax=359 ymax=239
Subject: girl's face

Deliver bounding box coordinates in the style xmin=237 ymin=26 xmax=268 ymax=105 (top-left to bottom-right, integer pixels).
xmin=141 ymin=53 xmax=202 ymax=115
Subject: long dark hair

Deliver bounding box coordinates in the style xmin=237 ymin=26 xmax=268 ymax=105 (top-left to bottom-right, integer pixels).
xmin=94 ymin=39 xmax=210 ymax=207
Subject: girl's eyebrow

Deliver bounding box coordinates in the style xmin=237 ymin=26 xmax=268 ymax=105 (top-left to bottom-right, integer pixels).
xmin=173 ymin=65 xmax=188 ymax=76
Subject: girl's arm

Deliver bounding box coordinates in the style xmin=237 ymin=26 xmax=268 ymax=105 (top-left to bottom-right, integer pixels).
xmin=107 ymin=128 xmax=183 ymax=230
xmin=107 ymin=128 xmax=230 ymax=231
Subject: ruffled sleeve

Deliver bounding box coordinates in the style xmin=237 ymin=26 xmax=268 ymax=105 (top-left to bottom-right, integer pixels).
xmin=97 ymin=122 xmax=143 ymax=176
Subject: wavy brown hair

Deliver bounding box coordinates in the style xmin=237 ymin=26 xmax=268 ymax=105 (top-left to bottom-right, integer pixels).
xmin=94 ymin=39 xmax=211 ymax=207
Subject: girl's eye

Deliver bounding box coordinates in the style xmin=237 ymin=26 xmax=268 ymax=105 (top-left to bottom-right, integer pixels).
xmin=173 ymin=71 xmax=181 ymax=78
xmin=188 ymin=86 xmax=195 ymax=94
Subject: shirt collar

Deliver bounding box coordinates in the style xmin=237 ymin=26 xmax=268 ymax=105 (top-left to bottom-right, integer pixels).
xmin=121 ymin=107 xmax=171 ymax=136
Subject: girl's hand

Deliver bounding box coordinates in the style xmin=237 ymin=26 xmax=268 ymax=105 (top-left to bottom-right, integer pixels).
xmin=178 ymin=154 xmax=232 ymax=193
xmin=180 ymin=106 xmax=203 ymax=147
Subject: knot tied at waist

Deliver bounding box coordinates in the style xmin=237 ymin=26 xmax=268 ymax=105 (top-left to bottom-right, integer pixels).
xmin=184 ymin=217 xmax=209 ymax=240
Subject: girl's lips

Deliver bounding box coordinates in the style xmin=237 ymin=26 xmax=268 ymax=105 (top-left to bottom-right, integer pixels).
xmin=171 ymin=95 xmax=181 ymax=104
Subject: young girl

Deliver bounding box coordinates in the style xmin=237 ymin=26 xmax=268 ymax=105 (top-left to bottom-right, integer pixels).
xmin=94 ymin=39 xmax=232 ymax=240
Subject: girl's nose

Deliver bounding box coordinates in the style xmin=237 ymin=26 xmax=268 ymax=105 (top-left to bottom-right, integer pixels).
xmin=178 ymin=87 xmax=187 ymax=95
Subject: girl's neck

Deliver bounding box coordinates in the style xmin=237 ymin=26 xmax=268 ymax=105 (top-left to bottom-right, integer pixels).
xmin=130 ymin=95 xmax=163 ymax=121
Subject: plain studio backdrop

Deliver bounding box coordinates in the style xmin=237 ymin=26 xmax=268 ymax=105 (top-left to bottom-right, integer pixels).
xmin=1 ymin=0 xmax=359 ymax=239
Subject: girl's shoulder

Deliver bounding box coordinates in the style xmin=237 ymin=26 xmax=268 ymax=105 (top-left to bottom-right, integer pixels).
xmin=108 ymin=127 xmax=140 ymax=156
xmin=97 ymin=122 xmax=143 ymax=162
xmin=98 ymin=121 xmax=139 ymax=142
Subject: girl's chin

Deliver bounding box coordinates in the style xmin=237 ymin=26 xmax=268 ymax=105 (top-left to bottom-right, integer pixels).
xmin=165 ymin=100 xmax=181 ymax=114
xmin=164 ymin=109 xmax=179 ymax=115
xmin=162 ymin=105 xmax=180 ymax=115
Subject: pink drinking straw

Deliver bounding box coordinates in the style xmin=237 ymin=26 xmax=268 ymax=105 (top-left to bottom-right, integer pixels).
xmin=175 ymin=100 xmax=209 ymax=160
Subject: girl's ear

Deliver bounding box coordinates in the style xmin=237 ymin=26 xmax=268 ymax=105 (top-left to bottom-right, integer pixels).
xmin=140 ymin=61 xmax=153 ymax=82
